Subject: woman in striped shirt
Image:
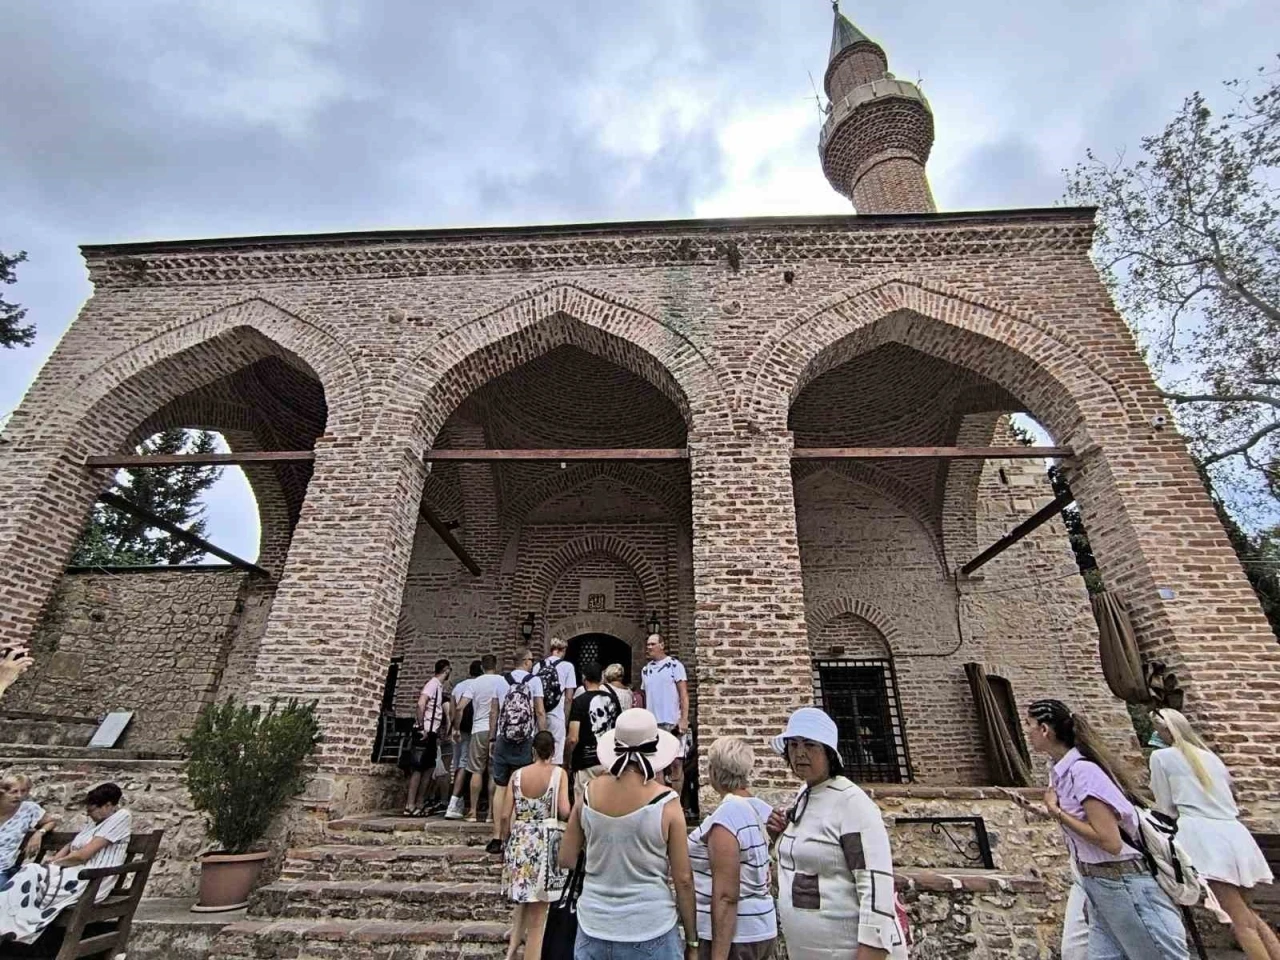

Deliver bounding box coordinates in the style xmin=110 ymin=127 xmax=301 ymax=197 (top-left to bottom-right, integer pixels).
xmin=0 ymin=782 xmax=132 ymax=946
xmin=686 ymin=737 xmax=777 ymax=960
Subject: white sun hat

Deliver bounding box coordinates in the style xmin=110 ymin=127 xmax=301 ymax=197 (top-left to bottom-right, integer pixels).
xmin=771 ymin=707 xmax=843 ymax=762
xmin=596 ymin=708 xmax=682 ymax=782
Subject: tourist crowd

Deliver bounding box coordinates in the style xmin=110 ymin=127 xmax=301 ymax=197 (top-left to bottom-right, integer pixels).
xmin=400 ymin=634 xmax=1274 ymax=960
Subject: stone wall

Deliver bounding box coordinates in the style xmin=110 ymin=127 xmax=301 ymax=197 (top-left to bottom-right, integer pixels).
xmin=9 ymin=569 xmax=249 ymax=751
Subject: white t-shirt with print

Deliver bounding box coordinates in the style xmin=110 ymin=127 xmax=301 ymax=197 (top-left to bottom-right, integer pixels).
xmin=641 ymin=656 xmax=687 ymax=726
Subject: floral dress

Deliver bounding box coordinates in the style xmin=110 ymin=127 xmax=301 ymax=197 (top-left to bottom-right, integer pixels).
xmin=502 ymin=767 xmax=566 ymax=903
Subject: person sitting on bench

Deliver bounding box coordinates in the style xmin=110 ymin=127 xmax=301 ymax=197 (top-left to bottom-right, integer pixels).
xmin=0 ymin=782 xmax=132 ymax=947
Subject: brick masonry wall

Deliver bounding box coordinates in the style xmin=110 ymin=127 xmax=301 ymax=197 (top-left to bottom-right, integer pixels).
xmin=7 ymin=570 xmax=248 ymax=751
xmin=2 ymin=212 xmax=1276 ymax=821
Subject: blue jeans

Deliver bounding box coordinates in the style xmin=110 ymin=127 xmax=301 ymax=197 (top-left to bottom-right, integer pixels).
xmin=575 ymin=924 xmax=681 ymax=960
xmin=1079 ymin=873 xmax=1189 ymax=960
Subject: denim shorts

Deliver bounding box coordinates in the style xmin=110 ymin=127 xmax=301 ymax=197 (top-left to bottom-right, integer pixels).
xmin=1079 ymin=872 xmax=1189 ymax=960
xmin=575 ymin=924 xmax=682 ymax=960
xmin=491 ymin=736 xmax=533 ymax=787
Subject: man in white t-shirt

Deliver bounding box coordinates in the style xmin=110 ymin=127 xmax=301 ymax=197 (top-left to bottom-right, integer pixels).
xmin=448 ymin=655 xmax=508 ymax=823
xmin=537 ymin=637 xmax=579 ymax=767
xmin=443 ymin=660 xmax=483 ymax=821
xmin=640 ymin=633 xmax=689 ymax=803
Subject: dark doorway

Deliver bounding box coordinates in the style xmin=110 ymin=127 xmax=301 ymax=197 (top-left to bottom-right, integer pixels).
xmin=566 ymin=634 xmax=633 ymax=686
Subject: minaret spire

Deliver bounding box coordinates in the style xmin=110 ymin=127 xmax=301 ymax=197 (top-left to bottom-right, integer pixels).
xmin=818 ymin=5 xmax=937 ymax=213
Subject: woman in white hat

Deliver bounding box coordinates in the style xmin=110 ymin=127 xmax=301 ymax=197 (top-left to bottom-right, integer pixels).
xmin=766 ymin=707 xmax=907 ymax=960
xmin=560 ymin=708 xmax=698 ymax=960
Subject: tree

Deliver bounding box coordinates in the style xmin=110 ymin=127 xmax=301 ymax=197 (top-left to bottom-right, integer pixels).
xmin=72 ymin=429 xmax=224 ymax=566
xmin=1065 ymin=60 xmax=1280 ymax=510
xmin=1 ymin=249 xmax=33 ymax=348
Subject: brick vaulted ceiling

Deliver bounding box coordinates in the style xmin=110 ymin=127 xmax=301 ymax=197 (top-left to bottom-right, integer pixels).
xmin=789 ymin=342 xmax=1022 ymax=528
xmin=437 ymin=345 xmax=690 ymax=526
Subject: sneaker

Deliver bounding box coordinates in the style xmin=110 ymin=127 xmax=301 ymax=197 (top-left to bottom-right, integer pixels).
xmin=443 ymin=797 xmax=464 ymax=821
xmin=485 ymin=838 xmax=503 ymax=855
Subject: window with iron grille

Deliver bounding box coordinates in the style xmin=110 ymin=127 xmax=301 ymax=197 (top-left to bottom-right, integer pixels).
xmin=812 ymin=658 xmax=912 ymax=783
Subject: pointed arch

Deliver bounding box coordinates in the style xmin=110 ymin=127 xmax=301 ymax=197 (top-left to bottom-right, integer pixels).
xmin=751 ymin=276 xmax=1143 ymax=442
xmin=387 ymin=281 xmax=733 ymax=447
xmin=805 ymin=596 xmax=902 ymax=650
xmin=37 ymin=297 xmax=364 ymax=444
xmin=523 ymin=534 xmax=666 ymax=634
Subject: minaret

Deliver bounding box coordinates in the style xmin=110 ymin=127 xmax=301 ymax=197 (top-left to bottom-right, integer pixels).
xmin=819 ymin=2 xmax=936 ymax=214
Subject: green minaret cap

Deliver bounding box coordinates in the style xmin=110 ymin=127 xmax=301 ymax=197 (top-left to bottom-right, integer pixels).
xmin=830 ymin=3 xmax=874 ymax=61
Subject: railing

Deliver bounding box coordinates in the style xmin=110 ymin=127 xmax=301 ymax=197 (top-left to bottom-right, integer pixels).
xmin=894 ymin=816 xmax=994 ymax=869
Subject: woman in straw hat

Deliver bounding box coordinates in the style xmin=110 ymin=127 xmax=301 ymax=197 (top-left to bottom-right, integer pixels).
xmin=765 ymin=707 xmax=907 ymax=960
xmin=1149 ymin=708 xmax=1278 ymax=960
xmin=560 ymin=708 xmax=698 ymax=960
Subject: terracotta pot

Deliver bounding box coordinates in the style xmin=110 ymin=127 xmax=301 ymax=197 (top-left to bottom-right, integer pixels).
xmin=191 ymin=850 xmax=270 ymax=912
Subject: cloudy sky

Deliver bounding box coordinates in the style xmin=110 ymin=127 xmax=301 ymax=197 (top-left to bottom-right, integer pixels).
xmin=2 ymin=0 xmax=1276 ymax=560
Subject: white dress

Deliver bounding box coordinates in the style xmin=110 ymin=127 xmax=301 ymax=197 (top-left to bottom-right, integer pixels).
xmin=1149 ymin=747 xmax=1273 ymax=888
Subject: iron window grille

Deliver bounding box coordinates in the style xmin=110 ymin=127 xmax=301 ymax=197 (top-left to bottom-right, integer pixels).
xmin=811 ymin=658 xmax=912 ymax=783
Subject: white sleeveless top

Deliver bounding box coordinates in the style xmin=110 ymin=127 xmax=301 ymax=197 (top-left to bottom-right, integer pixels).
xmin=577 ymin=790 xmax=678 ymax=942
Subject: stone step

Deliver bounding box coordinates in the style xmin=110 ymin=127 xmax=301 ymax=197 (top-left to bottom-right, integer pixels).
xmin=282 ymin=844 xmax=502 ymax=883
xmin=216 ymin=917 xmax=509 ymax=960
xmin=252 ymin=879 xmax=510 ymax=923
xmin=327 ymin=815 xmax=493 ymax=846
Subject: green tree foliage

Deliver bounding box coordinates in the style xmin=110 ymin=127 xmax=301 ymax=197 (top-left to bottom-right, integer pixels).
xmin=1046 ymin=463 xmax=1105 ymax=595
xmin=183 ymin=698 xmax=321 ymax=854
xmin=1 ymin=249 xmax=33 ymax=348
xmin=71 ymin=429 xmax=223 ymax=566
xmin=1065 ymin=61 xmax=1280 ymax=511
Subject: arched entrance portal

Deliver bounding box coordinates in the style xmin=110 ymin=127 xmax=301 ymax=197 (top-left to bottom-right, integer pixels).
xmin=567 ymin=634 xmax=634 ymax=686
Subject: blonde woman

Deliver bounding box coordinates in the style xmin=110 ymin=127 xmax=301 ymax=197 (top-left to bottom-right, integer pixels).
xmin=1150 ymin=709 xmax=1278 ymax=960
xmin=603 ymin=664 xmax=634 ymax=711
xmin=687 ymin=737 xmax=776 ymax=960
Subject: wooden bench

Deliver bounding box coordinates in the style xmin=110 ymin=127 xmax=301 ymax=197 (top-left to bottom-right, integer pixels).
xmin=6 ymin=828 xmax=163 ymax=960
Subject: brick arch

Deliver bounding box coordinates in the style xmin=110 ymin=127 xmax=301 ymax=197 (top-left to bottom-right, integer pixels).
xmin=36 ymin=297 xmax=364 ymax=444
xmin=501 ymin=461 xmax=690 ymax=534
xmin=389 ymin=281 xmax=733 ymax=448
xmin=805 ymin=596 xmax=901 ymax=652
xmin=750 ymin=277 xmax=1143 ymax=443
xmin=523 ymin=534 xmax=665 ymax=645
xmin=938 ymin=411 xmax=1005 ymax=571
xmin=793 ymin=464 xmax=947 ymax=569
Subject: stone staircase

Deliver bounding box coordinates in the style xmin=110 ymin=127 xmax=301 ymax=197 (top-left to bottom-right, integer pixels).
xmin=210 ymin=813 xmax=1060 ymax=960
xmin=216 ymin=817 xmax=511 ymax=959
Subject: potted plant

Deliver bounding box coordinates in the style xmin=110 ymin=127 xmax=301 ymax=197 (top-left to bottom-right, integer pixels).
xmin=183 ymin=697 xmax=321 ymax=912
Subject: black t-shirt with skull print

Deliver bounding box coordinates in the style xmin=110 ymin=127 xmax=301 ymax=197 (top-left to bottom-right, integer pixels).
xmin=568 ymin=686 xmax=621 ymax=771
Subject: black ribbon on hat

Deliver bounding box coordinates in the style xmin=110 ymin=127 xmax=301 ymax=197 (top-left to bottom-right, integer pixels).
xmin=609 ymin=737 xmax=661 ymax=782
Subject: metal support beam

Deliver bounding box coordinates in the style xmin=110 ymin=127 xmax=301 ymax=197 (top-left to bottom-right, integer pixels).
xmin=960 ymin=490 xmax=1075 ymax=576
xmin=419 ymin=500 xmax=482 ymax=577
xmin=97 ymin=491 xmax=270 ymax=578
xmin=793 ymin=446 xmax=1073 ymax=460
xmin=425 ymin=448 xmax=689 ymax=461
xmin=85 ymin=451 xmax=316 ymax=469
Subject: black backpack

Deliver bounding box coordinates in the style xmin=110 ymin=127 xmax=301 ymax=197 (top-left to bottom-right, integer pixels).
xmin=535 ymin=658 xmax=564 ymax=713
xmin=458 ymin=698 xmax=474 ymax=735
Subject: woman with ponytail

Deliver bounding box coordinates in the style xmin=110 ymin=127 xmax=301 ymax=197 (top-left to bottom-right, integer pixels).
xmin=1026 ymin=699 xmax=1188 ymax=960
xmin=1149 ymin=709 xmax=1278 ymax=960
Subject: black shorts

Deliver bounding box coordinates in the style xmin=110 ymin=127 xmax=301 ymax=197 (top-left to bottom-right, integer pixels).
xmin=404 ymin=731 xmax=439 ymax=772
